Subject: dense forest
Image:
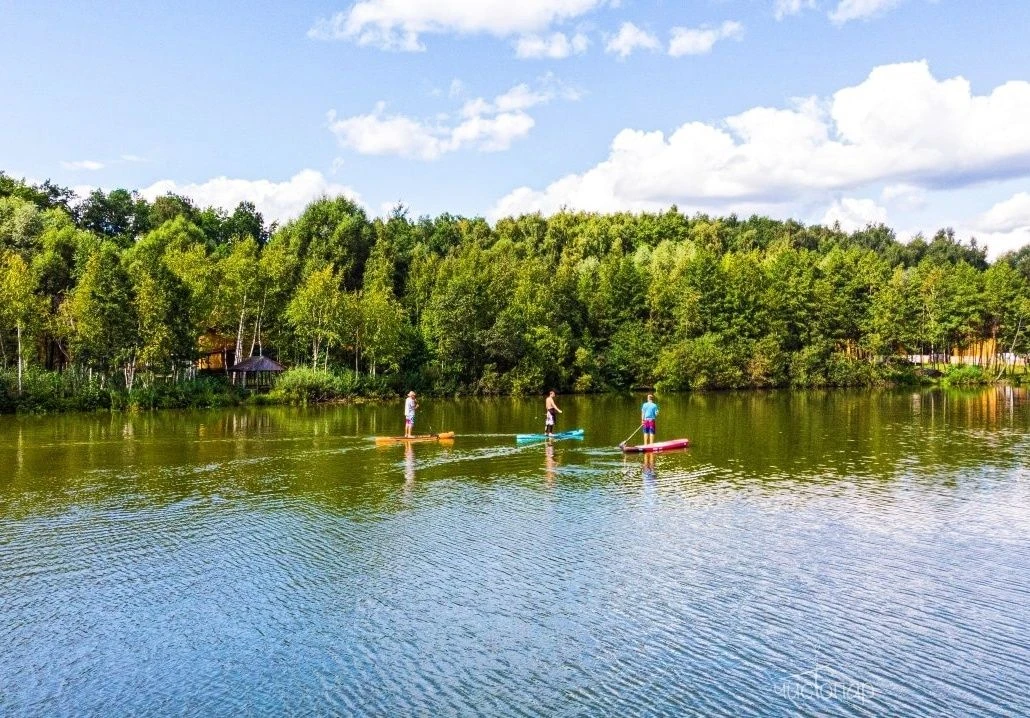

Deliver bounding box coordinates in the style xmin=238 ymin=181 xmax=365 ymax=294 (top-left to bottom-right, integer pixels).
xmin=2 ymin=170 xmax=1029 ymax=411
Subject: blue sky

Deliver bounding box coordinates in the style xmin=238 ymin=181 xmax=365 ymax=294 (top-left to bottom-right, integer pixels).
xmin=3 ymin=0 xmax=1029 ymax=254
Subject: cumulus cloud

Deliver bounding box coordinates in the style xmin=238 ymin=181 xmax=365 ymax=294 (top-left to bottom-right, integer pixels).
xmin=61 ymin=160 xmax=105 ymax=171
xmin=881 ymin=183 xmax=927 ymax=211
xmin=329 ymin=77 xmax=578 ymax=160
xmin=139 ymin=170 xmax=362 ymax=223
xmin=829 ymin=0 xmax=905 ymax=25
xmin=309 ymin=0 xmax=609 ymax=51
xmin=821 ymin=197 xmax=889 ymax=231
xmin=964 ymin=228 xmax=1030 ymax=258
xmin=774 ymin=0 xmax=818 ymax=20
xmin=668 ymin=21 xmax=744 ymax=57
xmin=977 ymin=192 xmax=1030 ymax=233
xmin=514 ymin=32 xmax=589 ymax=59
xmin=605 ymin=22 xmax=660 ymax=59
xmin=490 ymin=61 xmax=1030 ymax=219
xmin=327 ymin=106 xmax=532 ymax=159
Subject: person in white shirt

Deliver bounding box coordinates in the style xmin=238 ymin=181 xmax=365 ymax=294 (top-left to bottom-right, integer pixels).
xmin=404 ymin=391 xmax=418 ymax=438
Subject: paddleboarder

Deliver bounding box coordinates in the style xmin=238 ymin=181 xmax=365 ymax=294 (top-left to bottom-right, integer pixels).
xmin=404 ymin=391 xmax=418 ymax=438
xmin=545 ymin=390 xmax=562 ymax=436
xmin=641 ymin=393 xmax=659 ymax=446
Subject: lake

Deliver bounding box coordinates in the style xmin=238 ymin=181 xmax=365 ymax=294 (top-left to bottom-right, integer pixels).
xmin=1 ymin=388 xmax=1028 ymax=716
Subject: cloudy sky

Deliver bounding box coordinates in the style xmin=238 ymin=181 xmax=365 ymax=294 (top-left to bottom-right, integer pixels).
xmin=3 ymin=0 xmax=1029 ymax=255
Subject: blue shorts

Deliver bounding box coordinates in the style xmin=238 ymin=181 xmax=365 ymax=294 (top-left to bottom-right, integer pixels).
xmin=642 ymin=419 xmax=656 ymax=435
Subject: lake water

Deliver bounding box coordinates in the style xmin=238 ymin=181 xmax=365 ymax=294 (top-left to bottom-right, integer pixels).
xmin=1 ymin=389 xmax=1028 ymax=716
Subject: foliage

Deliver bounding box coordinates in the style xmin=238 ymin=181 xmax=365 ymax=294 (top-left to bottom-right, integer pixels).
xmin=941 ymin=364 xmax=990 ymax=386
xmin=0 ymin=171 xmax=1028 ymax=413
xmin=271 ymin=367 xmax=359 ymax=403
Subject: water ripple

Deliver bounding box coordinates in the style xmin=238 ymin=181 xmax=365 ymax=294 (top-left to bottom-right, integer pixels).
xmin=1 ymin=392 xmax=1029 ymax=716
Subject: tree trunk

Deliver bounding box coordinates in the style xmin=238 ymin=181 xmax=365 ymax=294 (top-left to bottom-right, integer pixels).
xmin=249 ymin=292 xmax=266 ymax=358
xmin=235 ymin=292 xmax=248 ymax=366
xmin=124 ymin=356 xmax=136 ymax=392
xmin=354 ymin=330 xmax=361 ymax=375
xmin=249 ymin=313 xmax=260 ymax=358
xmin=16 ymin=321 xmax=23 ymax=395
xmin=996 ymin=316 xmax=1023 ymax=382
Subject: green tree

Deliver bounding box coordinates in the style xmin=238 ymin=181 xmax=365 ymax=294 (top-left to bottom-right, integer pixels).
xmin=361 ymin=241 xmax=405 ymax=378
xmin=66 ymin=242 xmax=137 ymax=383
xmin=286 ymin=265 xmax=346 ymax=369
xmin=76 ymin=189 xmax=150 ymax=244
xmin=865 ymin=266 xmax=919 ymax=357
xmin=214 ymin=237 xmax=261 ymax=366
xmin=277 ymin=196 xmax=373 ymax=289
xmin=983 ymin=261 xmax=1029 ymax=372
xmin=0 ymin=196 xmax=44 ymax=255
xmin=0 ymin=251 xmax=42 ymax=392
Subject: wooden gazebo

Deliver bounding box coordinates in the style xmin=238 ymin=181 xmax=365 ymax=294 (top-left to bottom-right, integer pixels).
xmin=229 ymin=356 xmax=285 ymax=389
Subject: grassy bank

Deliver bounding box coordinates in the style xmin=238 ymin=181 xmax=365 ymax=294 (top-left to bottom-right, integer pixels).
xmin=0 ymin=366 xmax=399 ymax=414
xmin=0 ymin=363 xmax=1022 ymax=415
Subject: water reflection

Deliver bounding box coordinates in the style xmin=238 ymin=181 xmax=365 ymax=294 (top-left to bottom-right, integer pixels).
xmin=545 ymin=441 xmax=556 ymax=486
xmin=404 ymin=442 xmax=415 ymax=486
xmin=642 ymin=452 xmax=657 ymax=484
xmin=0 ymin=387 xmax=1027 ymax=518
xmin=0 ymin=388 xmax=1028 ymax=715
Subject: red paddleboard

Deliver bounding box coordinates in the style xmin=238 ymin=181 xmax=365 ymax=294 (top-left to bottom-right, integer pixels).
xmin=621 ymin=438 xmax=690 ymax=453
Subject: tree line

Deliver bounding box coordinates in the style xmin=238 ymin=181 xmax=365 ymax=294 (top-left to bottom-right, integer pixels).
xmin=2 ymin=169 xmax=1029 ymax=409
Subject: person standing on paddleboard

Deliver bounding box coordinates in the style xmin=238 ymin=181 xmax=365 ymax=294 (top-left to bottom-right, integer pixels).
xmin=641 ymin=394 xmax=659 ymax=446
xmin=404 ymin=391 xmax=418 ymax=438
xmin=545 ymin=390 xmax=562 ymax=436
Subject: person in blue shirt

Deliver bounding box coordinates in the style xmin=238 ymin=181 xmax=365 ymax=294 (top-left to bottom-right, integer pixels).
xmin=641 ymin=394 xmax=659 ymax=446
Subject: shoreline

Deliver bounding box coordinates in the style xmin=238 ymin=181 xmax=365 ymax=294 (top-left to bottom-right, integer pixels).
xmin=1 ymin=367 xmax=1022 ymax=416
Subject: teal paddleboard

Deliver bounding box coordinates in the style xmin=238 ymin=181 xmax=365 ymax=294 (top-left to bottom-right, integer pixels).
xmin=516 ymin=428 xmax=585 ymax=443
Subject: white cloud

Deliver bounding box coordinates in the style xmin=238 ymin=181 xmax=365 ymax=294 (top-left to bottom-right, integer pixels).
xmin=514 ymin=32 xmax=589 ymax=59
xmin=821 ymin=197 xmax=888 ymax=231
xmin=120 ymin=154 xmax=147 ymax=163
xmin=830 ymin=0 xmax=905 ymax=25
xmin=669 ymin=21 xmax=744 ymax=57
xmin=881 ymin=183 xmax=927 ymax=211
xmin=328 ymin=104 xmax=451 ymax=160
xmin=139 ymin=170 xmax=362 ymax=223
xmin=977 ymin=192 xmax=1030 ymax=233
xmin=330 ymin=77 xmax=578 ymax=160
xmin=327 ymin=106 xmax=533 ymax=159
xmin=957 ymin=217 xmax=1030 ymax=258
xmin=463 ymin=82 xmax=556 ymax=116
xmin=61 ymin=160 xmax=105 ymax=171
xmin=774 ymin=0 xmax=818 ymax=20
xmin=309 ymin=0 xmax=609 ymax=51
xmin=964 ymin=228 xmax=1030 ymax=258
xmin=605 ymin=22 xmax=660 ymax=59
xmin=490 ymin=61 xmax=1030 ymax=220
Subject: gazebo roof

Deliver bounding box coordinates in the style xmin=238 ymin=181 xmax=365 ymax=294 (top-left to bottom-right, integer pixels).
xmin=229 ymin=356 xmax=286 ymax=373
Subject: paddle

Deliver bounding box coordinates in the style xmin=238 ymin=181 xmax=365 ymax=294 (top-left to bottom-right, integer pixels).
xmin=619 ymin=423 xmax=642 ymax=448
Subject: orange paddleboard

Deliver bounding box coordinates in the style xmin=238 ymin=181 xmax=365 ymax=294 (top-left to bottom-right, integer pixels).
xmin=374 ymin=432 xmax=455 ymax=444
